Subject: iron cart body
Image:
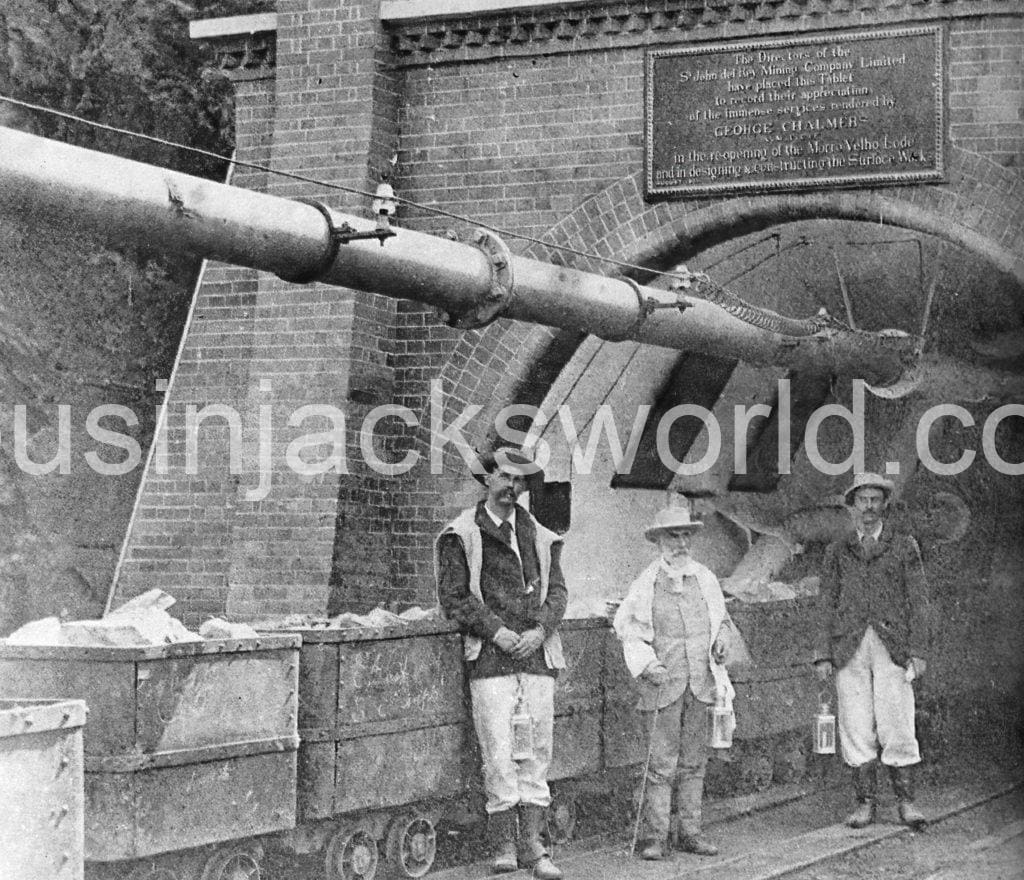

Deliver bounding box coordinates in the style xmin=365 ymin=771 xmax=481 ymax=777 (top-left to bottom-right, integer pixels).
xmin=0 ymin=608 xmax=818 ymax=879
xmin=0 ymin=698 xmax=87 ymax=880
xmin=0 ymin=636 xmax=300 ymax=878
xmin=268 ymin=617 xmax=609 ymax=879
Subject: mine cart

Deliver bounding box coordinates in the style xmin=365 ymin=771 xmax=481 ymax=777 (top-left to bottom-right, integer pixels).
xmin=602 ymin=624 xmax=647 ymax=773
xmin=546 ymin=618 xmax=607 ymax=843
xmin=272 ymin=619 xmax=467 ymax=880
xmin=1 ymin=698 xmax=87 ymax=880
xmin=0 ymin=637 xmax=300 ymax=880
xmin=274 ymin=617 xmax=616 ymax=878
xmin=728 ymin=599 xmax=821 ymax=789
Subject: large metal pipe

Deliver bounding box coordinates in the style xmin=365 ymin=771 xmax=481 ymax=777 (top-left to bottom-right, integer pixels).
xmin=0 ymin=126 xmax=915 ymax=385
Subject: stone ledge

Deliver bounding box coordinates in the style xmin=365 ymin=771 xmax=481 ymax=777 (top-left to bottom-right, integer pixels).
xmin=188 ymin=13 xmax=278 ymax=40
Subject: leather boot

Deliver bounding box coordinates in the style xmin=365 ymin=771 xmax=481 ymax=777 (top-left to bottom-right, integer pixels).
xmin=517 ymin=804 xmax=562 ymax=880
xmin=639 ymin=839 xmax=666 ymax=860
xmin=677 ymin=832 xmax=719 ymax=856
xmin=637 ymin=781 xmax=671 ymax=860
xmin=845 ymin=761 xmax=877 ymax=828
xmin=889 ymin=765 xmax=927 ymax=830
xmin=487 ymin=810 xmax=518 ymax=874
xmin=641 ymin=781 xmax=673 ymax=846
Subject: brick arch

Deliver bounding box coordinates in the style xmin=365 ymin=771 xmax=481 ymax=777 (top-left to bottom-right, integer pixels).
xmin=433 ymin=320 xmax=573 ymax=456
xmin=543 ymin=148 xmax=1024 ymax=284
xmin=431 ymin=147 xmax=1024 ymax=485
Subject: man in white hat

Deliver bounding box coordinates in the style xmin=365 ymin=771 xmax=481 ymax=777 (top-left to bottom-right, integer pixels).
xmin=435 ymin=447 xmax=567 ymax=879
xmin=814 ymin=472 xmax=931 ymax=830
xmin=612 ymin=503 xmax=735 ymax=861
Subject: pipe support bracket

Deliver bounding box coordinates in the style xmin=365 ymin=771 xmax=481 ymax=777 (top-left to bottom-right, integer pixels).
xmin=605 ymin=279 xmax=694 ymax=342
xmin=277 ymin=199 xmax=342 ymax=284
xmin=279 ymin=199 xmax=395 ymax=284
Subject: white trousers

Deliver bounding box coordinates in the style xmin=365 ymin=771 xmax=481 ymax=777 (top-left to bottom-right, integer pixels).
xmin=836 ymin=626 xmax=921 ymax=768
xmin=470 ymin=674 xmax=555 ymax=814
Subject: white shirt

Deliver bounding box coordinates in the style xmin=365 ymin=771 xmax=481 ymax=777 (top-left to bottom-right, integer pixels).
xmin=856 ymin=523 xmax=883 ymax=543
xmin=484 ymin=505 xmax=520 ymax=561
xmin=659 ymin=556 xmax=700 ymax=593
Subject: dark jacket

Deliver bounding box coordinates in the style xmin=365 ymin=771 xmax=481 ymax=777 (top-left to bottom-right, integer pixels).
xmin=814 ymin=524 xmax=931 ymax=669
xmin=436 ymin=501 xmax=568 ymax=678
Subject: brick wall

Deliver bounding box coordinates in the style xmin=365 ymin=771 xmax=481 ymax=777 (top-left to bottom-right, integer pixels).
xmin=238 ymin=0 xmax=404 ymax=615
xmin=949 ymin=17 xmax=1024 ymax=168
xmin=116 ymin=74 xmax=274 ymax=616
xmin=117 ymin=0 xmax=408 ymax=618
xmin=397 ymin=48 xmax=642 ymax=240
xmin=120 ymin=1 xmax=1024 ymax=619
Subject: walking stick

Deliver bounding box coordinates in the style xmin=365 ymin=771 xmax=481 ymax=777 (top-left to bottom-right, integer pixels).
xmin=629 ymin=687 xmax=663 ymax=857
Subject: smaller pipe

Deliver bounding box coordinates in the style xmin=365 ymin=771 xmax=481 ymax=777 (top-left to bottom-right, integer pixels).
xmin=831 ymin=249 xmax=858 ymax=329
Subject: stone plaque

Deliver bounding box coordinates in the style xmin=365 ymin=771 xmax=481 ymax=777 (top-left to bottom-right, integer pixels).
xmin=645 ymin=26 xmax=944 ymax=199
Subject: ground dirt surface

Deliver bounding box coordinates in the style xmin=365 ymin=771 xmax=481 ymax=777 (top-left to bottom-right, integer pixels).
xmin=254 ymin=722 xmax=1023 ymax=880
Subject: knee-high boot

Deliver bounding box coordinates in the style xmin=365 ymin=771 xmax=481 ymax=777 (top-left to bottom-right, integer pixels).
xmin=889 ymin=765 xmax=927 ymax=830
xmin=486 ymin=810 xmax=518 ymax=874
xmin=517 ymin=804 xmax=562 ymax=880
xmin=846 ymin=761 xmax=877 ymax=828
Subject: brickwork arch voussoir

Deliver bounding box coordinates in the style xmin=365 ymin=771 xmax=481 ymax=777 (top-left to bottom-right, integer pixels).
xmin=557 ymin=151 xmax=1024 ymax=286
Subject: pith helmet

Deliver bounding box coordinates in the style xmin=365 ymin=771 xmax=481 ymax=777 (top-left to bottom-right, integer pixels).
xmin=644 ymin=506 xmax=704 ymax=543
xmin=843 ymin=472 xmax=895 ymax=506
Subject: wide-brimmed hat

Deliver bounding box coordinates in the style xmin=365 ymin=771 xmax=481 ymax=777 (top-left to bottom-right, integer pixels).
xmin=473 ymin=447 xmax=544 ymax=485
xmin=843 ymin=472 xmax=895 ymax=506
xmin=644 ymin=506 xmax=704 ymax=542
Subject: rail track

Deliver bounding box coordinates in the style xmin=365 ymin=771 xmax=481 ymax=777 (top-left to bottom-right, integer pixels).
xmin=410 ymin=774 xmax=1023 ymax=880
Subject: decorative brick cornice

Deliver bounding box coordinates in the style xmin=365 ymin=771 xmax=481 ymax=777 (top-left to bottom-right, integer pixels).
xmin=388 ymin=0 xmax=1017 ymax=62
xmin=210 ymin=31 xmax=277 ymax=81
xmin=190 ymin=16 xmax=277 ymax=81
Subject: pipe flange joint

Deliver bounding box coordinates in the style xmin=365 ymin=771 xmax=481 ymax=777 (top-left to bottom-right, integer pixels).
xmin=446 ymin=228 xmax=514 ymax=330
xmin=279 ymin=198 xmax=342 ymax=285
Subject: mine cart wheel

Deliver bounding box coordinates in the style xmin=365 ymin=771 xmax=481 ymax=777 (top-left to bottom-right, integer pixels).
xmin=325 ymin=824 xmax=380 ymax=880
xmin=198 ymin=845 xmax=262 ymax=880
xmin=122 ymin=864 xmax=182 ymax=880
xmin=545 ymin=788 xmax=578 ymax=845
xmin=384 ymin=813 xmax=437 ymax=878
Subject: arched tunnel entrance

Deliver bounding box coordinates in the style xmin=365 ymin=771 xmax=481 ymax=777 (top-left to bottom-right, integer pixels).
xmin=441 ymin=212 xmax=1024 ymax=762
xmin=516 ymin=217 xmax=1024 ymax=597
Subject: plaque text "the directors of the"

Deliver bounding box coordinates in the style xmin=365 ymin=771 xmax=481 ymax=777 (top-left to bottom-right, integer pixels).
xmin=645 ymin=26 xmax=944 ymax=199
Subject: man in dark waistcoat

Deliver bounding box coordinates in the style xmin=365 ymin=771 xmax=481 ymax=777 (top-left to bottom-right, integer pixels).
xmin=435 ymin=448 xmax=567 ymax=879
xmin=814 ymin=472 xmax=931 ymax=830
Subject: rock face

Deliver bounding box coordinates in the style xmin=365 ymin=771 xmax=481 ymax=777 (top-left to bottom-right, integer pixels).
xmin=0 ymin=211 xmax=191 ymax=634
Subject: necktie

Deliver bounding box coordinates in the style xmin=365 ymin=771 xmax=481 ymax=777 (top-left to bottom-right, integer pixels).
xmin=499 ymin=520 xmax=513 ymax=547
xmin=861 ymin=535 xmax=877 ymax=554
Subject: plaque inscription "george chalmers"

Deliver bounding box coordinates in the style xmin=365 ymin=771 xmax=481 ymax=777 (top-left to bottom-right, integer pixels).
xmin=645 ymin=26 xmax=944 ymax=199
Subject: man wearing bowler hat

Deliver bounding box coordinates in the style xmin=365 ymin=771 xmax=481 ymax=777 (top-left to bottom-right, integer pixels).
xmin=435 ymin=447 xmax=567 ymax=879
xmin=613 ymin=502 xmax=735 ymax=861
xmin=814 ymin=472 xmax=931 ymax=830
